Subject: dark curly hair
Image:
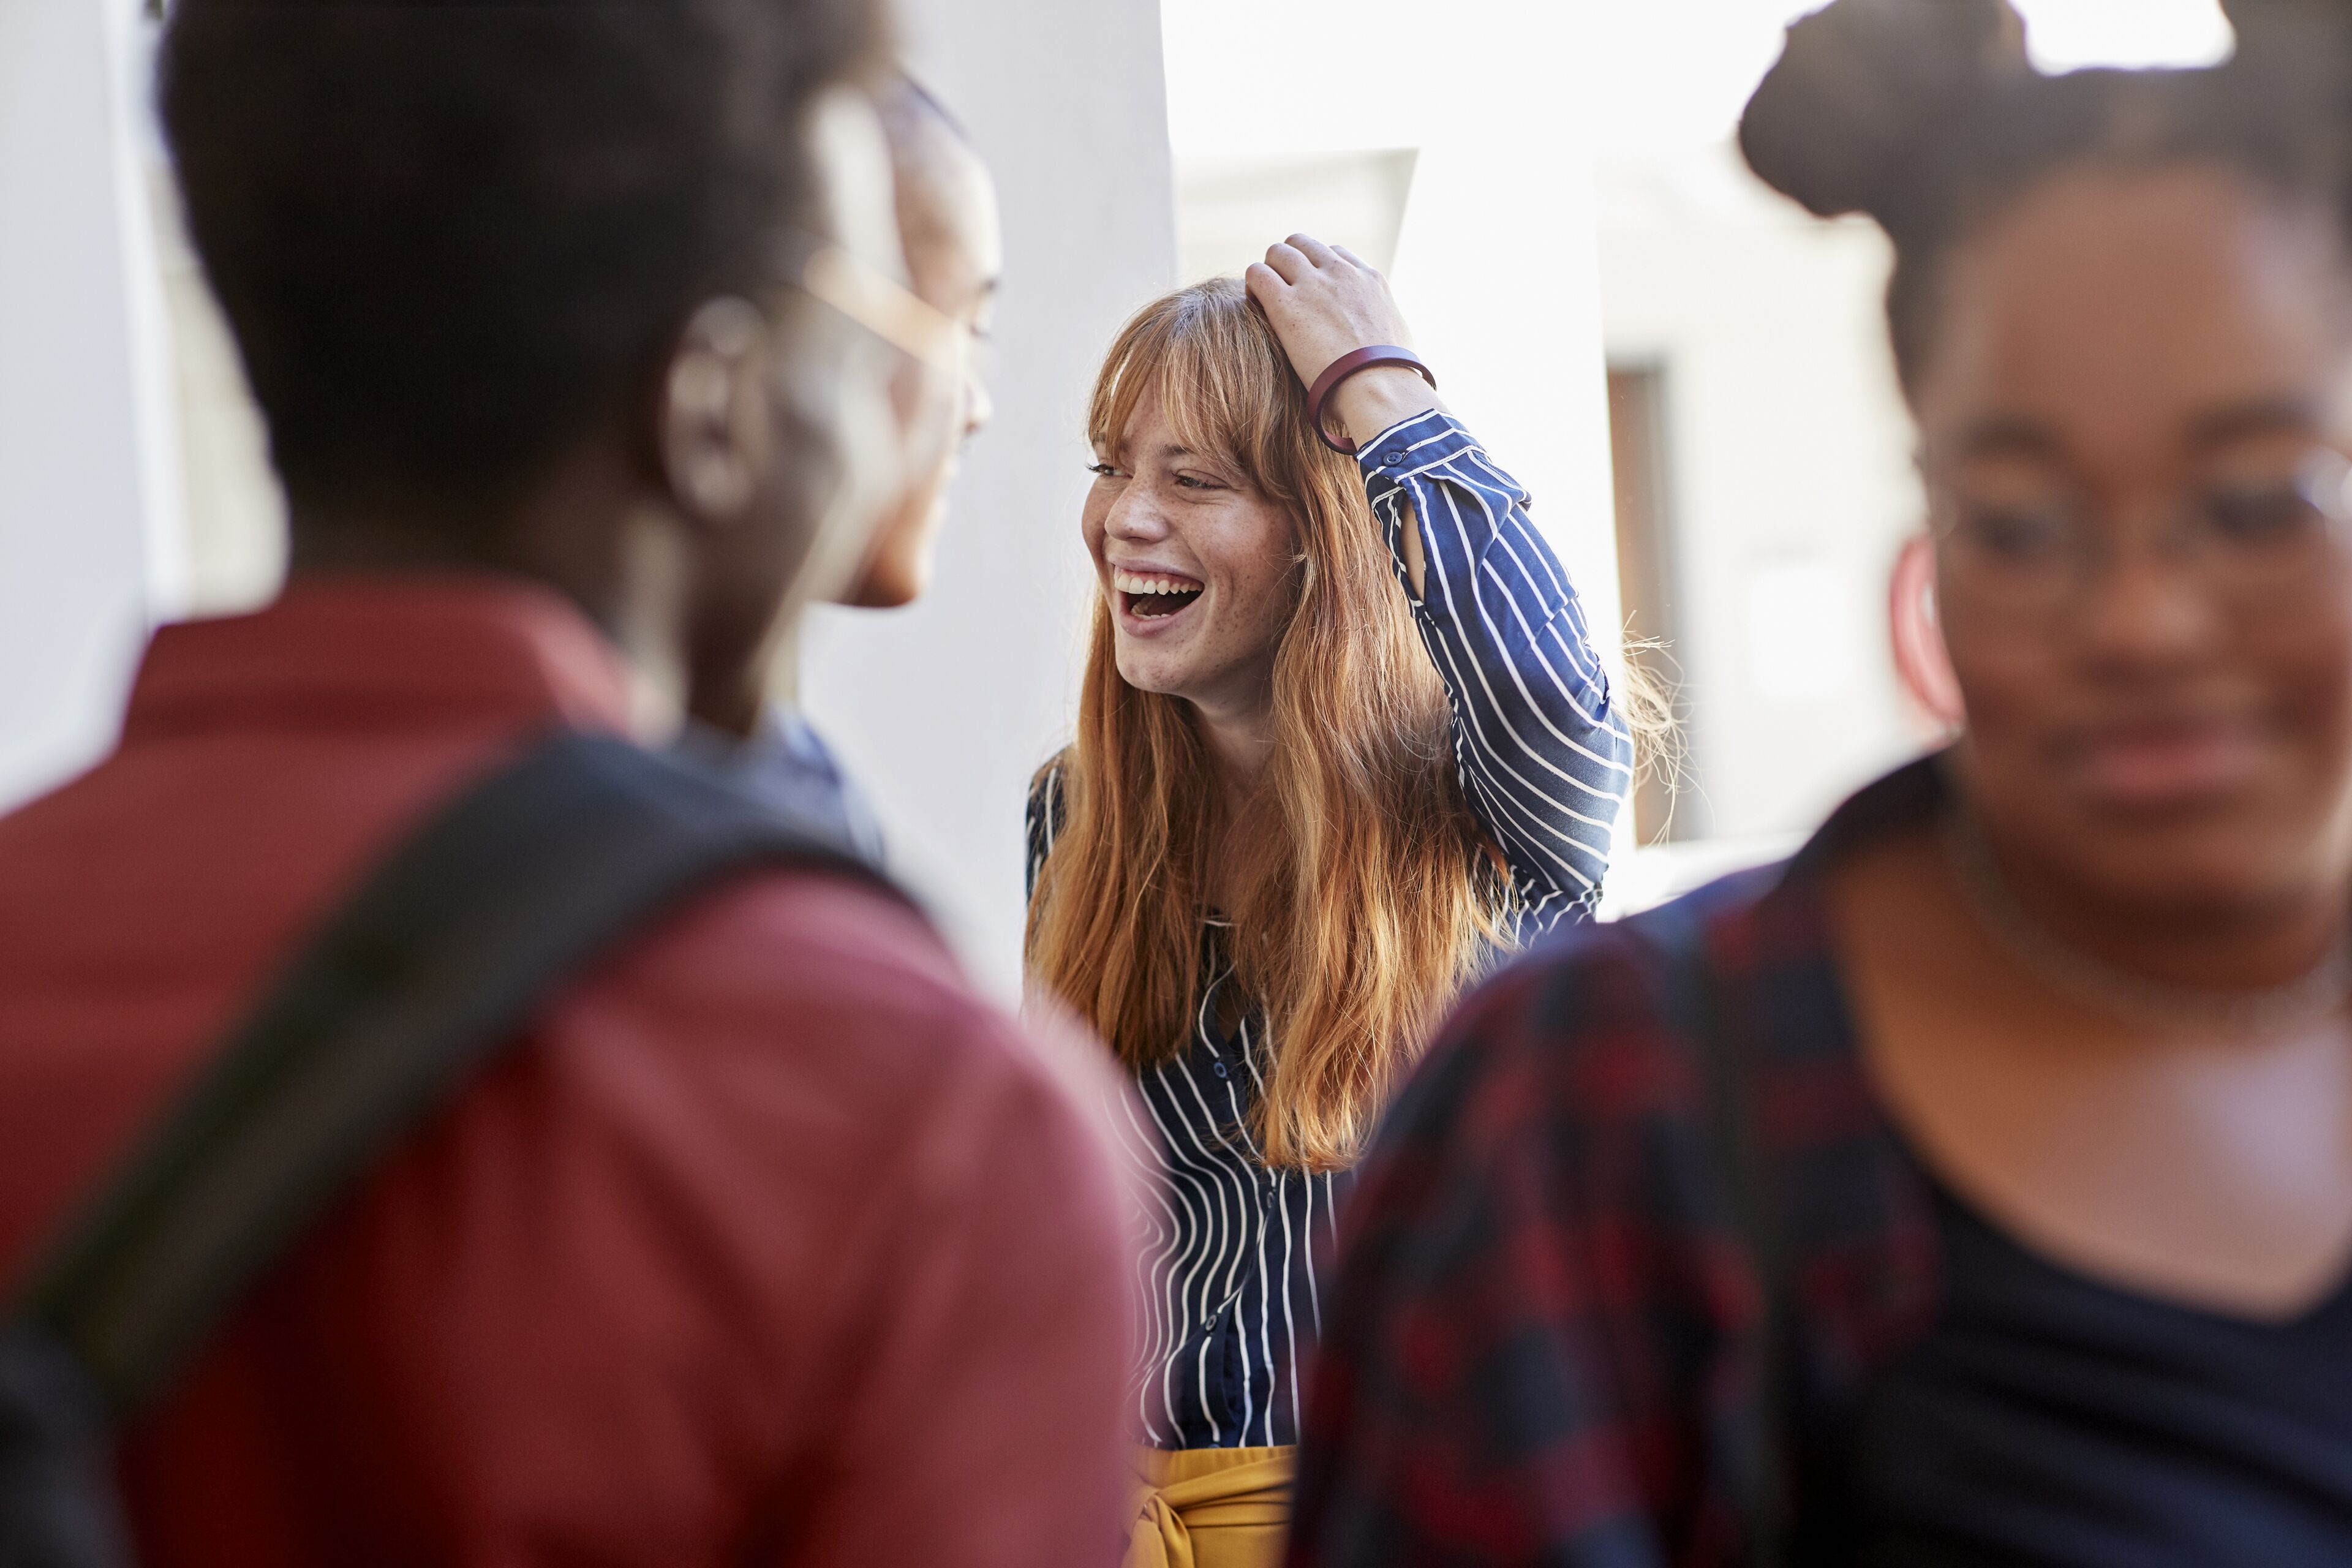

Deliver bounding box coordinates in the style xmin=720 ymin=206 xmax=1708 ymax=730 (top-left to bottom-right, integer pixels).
xmin=160 ymin=0 xmax=888 ymax=526
xmin=1740 ymin=0 xmax=2352 ymax=401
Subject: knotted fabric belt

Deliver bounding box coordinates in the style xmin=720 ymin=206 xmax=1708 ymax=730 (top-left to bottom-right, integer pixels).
xmin=1125 ymin=1444 xmax=1297 ymax=1568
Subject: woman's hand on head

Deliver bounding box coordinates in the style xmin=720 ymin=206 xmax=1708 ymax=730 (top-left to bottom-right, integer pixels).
xmin=1246 ymin=233 xmax=1406 ymax=382
xmin=1246 ymin=233 xmax=1442 ymax=451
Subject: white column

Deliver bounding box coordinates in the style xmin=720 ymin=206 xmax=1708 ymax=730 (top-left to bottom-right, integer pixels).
xmin=1384 ymin=7 xmax=1621 ymax=660
xmin=0 ymin=0 xmax=181 ymax=810
xmin=796 ymin=0 xmax=1180 ymax=997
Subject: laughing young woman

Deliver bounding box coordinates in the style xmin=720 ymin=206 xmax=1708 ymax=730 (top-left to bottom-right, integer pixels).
xmin=1023 ymin=241 xmax=1635 ymax=1566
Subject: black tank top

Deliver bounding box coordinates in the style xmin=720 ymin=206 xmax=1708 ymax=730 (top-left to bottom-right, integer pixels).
xmin=1856 ymin=1177 xmax=2352 ymax=1566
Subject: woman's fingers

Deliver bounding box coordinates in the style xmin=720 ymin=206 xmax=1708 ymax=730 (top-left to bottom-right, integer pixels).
xmin=1250 ymin=231 xmax=1417 ymax=394
xmin=1283 ymin=232 xmax=1344 ymax=270
xmin=1262 ymin=241 xmax=1313 ymax=285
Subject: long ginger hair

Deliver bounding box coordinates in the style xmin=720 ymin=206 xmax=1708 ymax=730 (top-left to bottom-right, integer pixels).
xmin=1025 ymin=279 xmax=1512 ymax=1172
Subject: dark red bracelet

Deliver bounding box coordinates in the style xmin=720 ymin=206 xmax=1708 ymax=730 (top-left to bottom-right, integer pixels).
xmin=1306 ymin=345 xmax=1438 ymax=454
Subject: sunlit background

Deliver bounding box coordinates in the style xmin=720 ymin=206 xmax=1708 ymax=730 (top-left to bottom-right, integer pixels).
xmin=0 ymin=0 xmax=2239 ymax=990
xmin=1163 ymin=0 xmax=2238 ymax=914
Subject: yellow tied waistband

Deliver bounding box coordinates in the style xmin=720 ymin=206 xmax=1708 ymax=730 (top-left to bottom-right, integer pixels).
xmin=1125 ymin=1444 xmax=1297 ymax=1568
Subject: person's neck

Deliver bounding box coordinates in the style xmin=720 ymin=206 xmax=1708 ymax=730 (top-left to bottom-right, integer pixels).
xmin=1980 ymin=825 xmax=2352 ymax=1001
xmin=1190 ymin=694 xmax=1278 ymax=815
xmin=286 ymin=461 xmax=695 ymax=736
xmin=1191 ymin=694 xmax=1278 ymax=915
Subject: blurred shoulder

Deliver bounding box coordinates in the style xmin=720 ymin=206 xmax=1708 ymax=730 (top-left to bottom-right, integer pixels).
xmin=578 ymin=865 xmax=1115 ymax=1133
xmin=1389 ymin=862 xmax=1798 ymax=1151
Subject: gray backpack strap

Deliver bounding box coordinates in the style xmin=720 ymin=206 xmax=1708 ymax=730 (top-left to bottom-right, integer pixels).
xmin=1659 ymin=919 xmax=1795 ymax=1568
xmin=0 ymin=730 xmax=903 ymax=1567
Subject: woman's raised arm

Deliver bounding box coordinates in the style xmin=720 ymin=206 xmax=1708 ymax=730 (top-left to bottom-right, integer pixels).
xmin=1247 ymin=236 xmax=1634 ymax=930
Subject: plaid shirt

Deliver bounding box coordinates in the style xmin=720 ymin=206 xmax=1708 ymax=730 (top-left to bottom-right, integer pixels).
xmin=1289 ymin=758 xmax=1956 ymax=1567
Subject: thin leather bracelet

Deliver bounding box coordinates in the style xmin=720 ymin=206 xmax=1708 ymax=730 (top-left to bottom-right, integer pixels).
xmin=1306 ymin=345 xmax=1438 ymax=454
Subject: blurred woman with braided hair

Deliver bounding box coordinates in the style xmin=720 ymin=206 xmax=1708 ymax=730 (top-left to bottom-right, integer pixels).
xmin=1294 ymin=4 xmax=2352 ymax=1563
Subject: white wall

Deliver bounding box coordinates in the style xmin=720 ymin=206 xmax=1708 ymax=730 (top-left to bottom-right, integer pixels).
xmin=0 ymin=0 xmax=180 ymax=812
xmin=797 ymin=0 xmax=1179 ymax=997
xmin=156 ymin=164 xmax=287 ymax=617
xmin=1178 ymin=149 xmax=1417 ymax=283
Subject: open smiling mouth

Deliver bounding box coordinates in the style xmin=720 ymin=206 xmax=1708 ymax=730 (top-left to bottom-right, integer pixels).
xmin=1114 ymin=570 xmax=1204 ymax=620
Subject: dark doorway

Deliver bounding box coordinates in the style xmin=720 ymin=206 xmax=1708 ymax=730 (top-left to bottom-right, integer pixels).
xmin=1607 ymin=364 xmax=1687 ymax=843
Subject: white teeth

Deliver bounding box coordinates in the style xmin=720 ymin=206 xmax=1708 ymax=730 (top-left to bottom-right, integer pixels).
xmin=1113 ymin=571 xmax=1203 ymax=597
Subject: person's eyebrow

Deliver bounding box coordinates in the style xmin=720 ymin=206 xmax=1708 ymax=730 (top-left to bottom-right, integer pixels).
xmin=2185 ymin=396 xmax=2321 ymax=451
xmin=1943 ymin=415 xmax=2064 ymax=465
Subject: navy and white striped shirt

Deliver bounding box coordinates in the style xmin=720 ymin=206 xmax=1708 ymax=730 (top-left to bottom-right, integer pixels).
xmin=1026 ymin=410 xmax=1630 ymax=1450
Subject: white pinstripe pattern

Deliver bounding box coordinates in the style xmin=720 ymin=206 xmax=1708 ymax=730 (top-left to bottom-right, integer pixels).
xmin=1025 ymin=411 xmax=1629 ymax=1449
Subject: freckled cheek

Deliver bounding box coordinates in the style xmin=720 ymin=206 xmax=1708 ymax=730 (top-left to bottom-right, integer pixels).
xmin=1199 ymin=558 xmax=1297 ymax=654
xmin=1193 ymin=513 xmax=1297 ymax=612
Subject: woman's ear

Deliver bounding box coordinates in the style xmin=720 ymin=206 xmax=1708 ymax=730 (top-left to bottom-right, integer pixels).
xmin=1890 ymin=530 xmax=1966 ymax=734
xmin=658 ymin=296 xmax=774 ymax=526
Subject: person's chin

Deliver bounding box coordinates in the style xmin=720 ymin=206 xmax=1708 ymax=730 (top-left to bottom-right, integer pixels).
xmin=2062 ymin=821 xmax=2328 ymax=922
xmin=2043 ymin=771 xmax=2332 ymax=917
xmin=839 ymin=562 xmax=921 ymax=609
xmin=1112 ymin=643 xmax=1193 ymax=698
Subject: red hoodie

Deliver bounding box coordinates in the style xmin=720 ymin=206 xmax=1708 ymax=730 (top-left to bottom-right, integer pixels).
xmin=0 ymin=575 xmax=1137 ymax=1568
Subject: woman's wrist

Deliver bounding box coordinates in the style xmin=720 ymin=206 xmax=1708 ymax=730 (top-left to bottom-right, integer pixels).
xmin=1328 ymin=366 xmax=1444 ymax=454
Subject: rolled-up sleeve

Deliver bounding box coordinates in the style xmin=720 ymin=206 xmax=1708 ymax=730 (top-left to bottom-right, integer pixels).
xmin=1362 ymin=413 xmax=1634 ymax=931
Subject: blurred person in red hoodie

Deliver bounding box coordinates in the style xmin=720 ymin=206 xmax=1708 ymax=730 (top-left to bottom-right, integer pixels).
xmin=0 ymin=2 xmax=1137 ymax=1564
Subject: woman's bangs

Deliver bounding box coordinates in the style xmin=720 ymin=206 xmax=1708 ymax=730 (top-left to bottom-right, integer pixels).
xmin=1086 ymin=323 xmax=1159 ymax=457
xmin=1153 ymin=329 xmax=1258 ymax=476
xmin=1087 ymin=288 xmax=1270 ymax=478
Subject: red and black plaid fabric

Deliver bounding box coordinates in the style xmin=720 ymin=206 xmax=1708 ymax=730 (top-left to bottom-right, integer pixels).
xmin=1289 ymin=758 xmax=1958 ymax=1567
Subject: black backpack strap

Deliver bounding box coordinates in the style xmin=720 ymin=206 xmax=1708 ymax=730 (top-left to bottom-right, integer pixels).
xmin=1660 ymin=921 xmax=1795 ymax=1568
xmin=9 ymin=729 xmax=905 ymax=1415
